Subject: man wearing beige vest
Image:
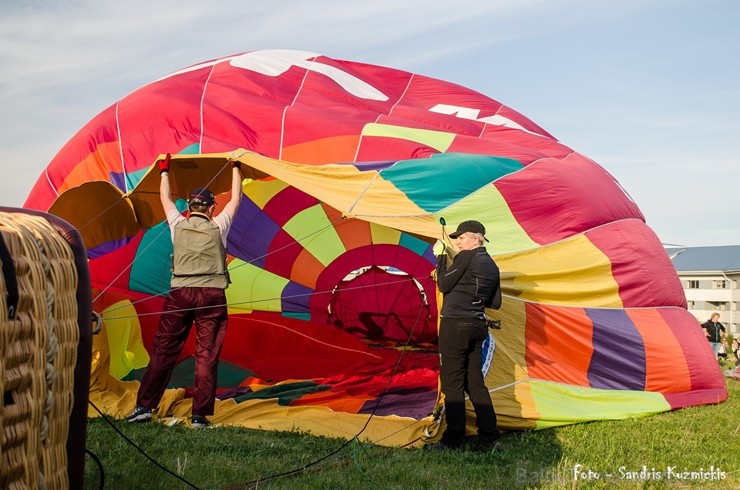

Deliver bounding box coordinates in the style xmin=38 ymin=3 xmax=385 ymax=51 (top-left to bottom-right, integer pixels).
xmin=127 ymin=154 xmax=242 ymax=428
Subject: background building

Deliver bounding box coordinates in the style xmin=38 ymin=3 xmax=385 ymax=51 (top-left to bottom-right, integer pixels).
xmin=667 ymin=245 xmax=740 ymax=336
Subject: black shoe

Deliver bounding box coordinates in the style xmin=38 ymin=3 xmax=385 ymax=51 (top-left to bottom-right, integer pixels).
xmin=424 ymin=440 xmax=461 ymax=451
xmin=469 ymin=437 xmax=500 ymax=453
xmin=125 ymin=406 xmax=152 ymax=423
xmin=191 ymin=415 xmax=211 ymax=429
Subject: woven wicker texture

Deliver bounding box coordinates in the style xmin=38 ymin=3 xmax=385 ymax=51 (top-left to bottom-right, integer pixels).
xmin=1 ymin=212 xmax=79 ymax=490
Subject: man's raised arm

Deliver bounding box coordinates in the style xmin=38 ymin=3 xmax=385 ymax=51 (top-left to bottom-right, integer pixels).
xmin=222 ymin=161 xmax=243 ymax=218
xmin=158 ymin=154 xmax=177 ymax=215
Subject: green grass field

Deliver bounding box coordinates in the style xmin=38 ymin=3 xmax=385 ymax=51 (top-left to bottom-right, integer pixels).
xmin=84 ymin=363 xmax=740 ymax=489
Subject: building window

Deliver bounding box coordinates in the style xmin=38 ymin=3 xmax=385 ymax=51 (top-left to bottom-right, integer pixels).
xmin=708 ymin=301 xmax=729 ymax=311
xmin=713 ymin=280 xmax=728 ymax=289
xmin=687 ymin=280 xmax=700 ymax=289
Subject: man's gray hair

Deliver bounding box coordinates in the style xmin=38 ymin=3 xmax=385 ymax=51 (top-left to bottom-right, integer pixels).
xmin=468 ymin=232 xmax=485 ymax=246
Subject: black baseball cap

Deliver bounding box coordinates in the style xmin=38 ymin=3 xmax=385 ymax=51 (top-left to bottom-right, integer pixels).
xmin=449 ymin=220 xmax=489 ymax=242
xmin=189 ymin=187 xmax=215 ymax=206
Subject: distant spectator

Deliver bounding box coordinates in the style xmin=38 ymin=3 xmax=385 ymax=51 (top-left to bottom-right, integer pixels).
xmin=701 ymin=313 xmax=726 ymax=359
xmin=732 ymin=338 xmax=739 ymax=366
xmin=717 ymin=338 xmax=728 ymax=359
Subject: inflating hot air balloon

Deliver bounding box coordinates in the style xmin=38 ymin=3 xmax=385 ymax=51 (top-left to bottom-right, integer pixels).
xmin=25 ymin=49 xmax=727 ymax=447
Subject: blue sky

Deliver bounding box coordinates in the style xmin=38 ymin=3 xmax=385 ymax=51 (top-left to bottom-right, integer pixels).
xmin=1 ymin=0 xmax=738 ymax=246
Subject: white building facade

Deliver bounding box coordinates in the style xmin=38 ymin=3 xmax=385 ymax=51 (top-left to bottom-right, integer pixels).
xmin=679 ymin=273 xmax=739 ymax=335
xmin=668 ymin=246 xmax=740 ymax=336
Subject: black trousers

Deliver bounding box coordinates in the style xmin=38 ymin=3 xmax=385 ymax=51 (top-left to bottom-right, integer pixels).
xmin=439 ymin=317 xmax=499 ymax=446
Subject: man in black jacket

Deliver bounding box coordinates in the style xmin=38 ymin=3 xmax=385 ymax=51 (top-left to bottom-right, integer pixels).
xmin=429 ymin=220 xmax=500 ymax=452
xmin=702 ymin=312 xmax=726 ymax=359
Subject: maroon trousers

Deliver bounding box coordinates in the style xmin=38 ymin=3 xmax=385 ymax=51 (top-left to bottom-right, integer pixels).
xmin=136 ymin=287 xmax=228 ymax=416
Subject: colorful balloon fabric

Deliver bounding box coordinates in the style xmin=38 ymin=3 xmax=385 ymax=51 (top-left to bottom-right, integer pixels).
xmin=25 ymin=49 xmax=727 ymax=446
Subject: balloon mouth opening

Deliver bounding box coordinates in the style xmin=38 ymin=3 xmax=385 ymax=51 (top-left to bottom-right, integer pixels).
xmin=327 ymin=265 xmax=434 ymax=344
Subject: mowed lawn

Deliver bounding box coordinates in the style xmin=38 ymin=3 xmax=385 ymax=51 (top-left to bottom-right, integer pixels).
xmin=84 ymin=364 xmax=740 ymax=489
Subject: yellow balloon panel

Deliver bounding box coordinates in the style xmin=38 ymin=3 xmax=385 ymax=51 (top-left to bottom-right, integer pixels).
xmin=497 ymin=234 xmax=622 ymax=308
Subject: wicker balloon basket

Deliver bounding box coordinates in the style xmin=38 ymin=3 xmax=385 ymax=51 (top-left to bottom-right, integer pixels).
xmin=0 ymin=209 xmax=92 ymax=490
